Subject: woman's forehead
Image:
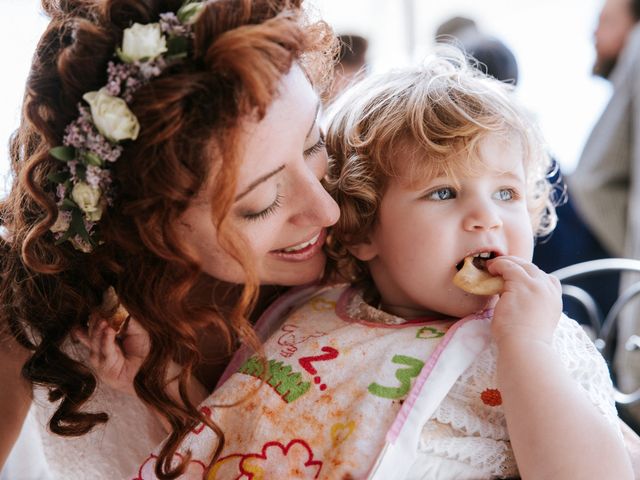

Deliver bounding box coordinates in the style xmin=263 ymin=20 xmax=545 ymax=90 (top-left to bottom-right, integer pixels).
xmin=233 ymin=67 xmax=320 ymax=192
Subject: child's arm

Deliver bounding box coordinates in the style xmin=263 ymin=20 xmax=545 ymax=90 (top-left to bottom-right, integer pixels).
xmin=488 ymin=256 xmax=633 ymax=479
xmin=620 ymin=419 xmax=640 ymax=479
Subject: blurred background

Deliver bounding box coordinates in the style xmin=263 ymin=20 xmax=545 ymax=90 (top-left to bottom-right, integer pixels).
xmin=1 ymin=0 xmax=609 ymax=194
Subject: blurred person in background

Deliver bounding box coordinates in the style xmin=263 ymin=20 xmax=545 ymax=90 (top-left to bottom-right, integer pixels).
xmin=435 ymin=16 xmax=518 ymax=85
xmin=326 ymin=34 xmax=369 ymax=102
xmin=568 ymin=0 xmax=640 ymax=430
xmin=435 ymin=15 xmax=478 ymax=42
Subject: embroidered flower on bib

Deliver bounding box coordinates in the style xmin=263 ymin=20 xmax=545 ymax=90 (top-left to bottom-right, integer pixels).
xmin=480 ymin=388 xmax=503 ymax=407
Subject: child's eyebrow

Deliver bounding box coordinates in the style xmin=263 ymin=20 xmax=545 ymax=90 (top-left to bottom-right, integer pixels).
xmin=494 ymin=171 xmax=525 ymax=181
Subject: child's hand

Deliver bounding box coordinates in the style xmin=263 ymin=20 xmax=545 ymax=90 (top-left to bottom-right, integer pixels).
xmin=486 ymin=256 xmax=562 ymax=345
xmin=73 ymin=313 xmax=150 ymax=396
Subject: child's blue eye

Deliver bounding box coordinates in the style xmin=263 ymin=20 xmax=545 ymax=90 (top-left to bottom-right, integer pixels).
xmin=493 ymin=188 xmax=516 ymax=201
xmin=427 ymin=187 xmax=456 ymax=201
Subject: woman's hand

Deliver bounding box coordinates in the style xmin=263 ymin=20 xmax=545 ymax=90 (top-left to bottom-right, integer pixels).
xmin=73 ymin=312 xmax=150 ymax=396
xmin=486 ymin=255 xmax=562 ymax=345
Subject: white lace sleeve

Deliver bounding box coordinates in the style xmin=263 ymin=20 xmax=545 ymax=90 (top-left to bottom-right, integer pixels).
xmin=553 ymin=314 xmax=620 ymax=432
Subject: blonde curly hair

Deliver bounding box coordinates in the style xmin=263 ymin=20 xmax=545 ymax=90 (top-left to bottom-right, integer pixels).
xmin=324 ymin=47 xmax=556 ymax=284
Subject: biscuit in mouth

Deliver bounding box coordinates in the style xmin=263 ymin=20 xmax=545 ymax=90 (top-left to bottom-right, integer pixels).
xmin=453 ymin=252 xmax=504 ymax=296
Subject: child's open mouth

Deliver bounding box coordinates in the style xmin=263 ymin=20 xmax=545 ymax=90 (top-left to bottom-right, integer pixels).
xmin=455 ymin=251 xmax=498 ymax=272
xmin=453 ymin=251 xmax=504 ymax=296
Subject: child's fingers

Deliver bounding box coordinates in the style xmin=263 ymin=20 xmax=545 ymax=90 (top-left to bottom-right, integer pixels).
xmin=487 ymin=256 xmax=530 ymax=280
xmin=489 ymin=256 xmax=544 ymax=279
xmin=88 ymin=320 xmax=106 ymax=365
xmin=72 ymin=326 xmax=91 ymax=349
xmin=489 ymin=256 xmax=560 ymax=296
xmin=99 ymin=324 xmax=121 ymax=365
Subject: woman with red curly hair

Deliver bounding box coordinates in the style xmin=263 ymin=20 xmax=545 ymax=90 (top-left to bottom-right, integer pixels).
xmin=0 ymin=0 xmax=338 ymax=478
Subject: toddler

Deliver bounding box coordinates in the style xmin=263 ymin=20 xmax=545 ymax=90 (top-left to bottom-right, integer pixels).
xmin=136 ymin=50 xmax=632 ymax=479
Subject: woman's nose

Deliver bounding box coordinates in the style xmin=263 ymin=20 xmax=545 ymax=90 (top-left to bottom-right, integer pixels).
xmin=462 ymin=202 xmax=503 ymax=232
xmin=290 ymin=174 xmax=340 ymax=227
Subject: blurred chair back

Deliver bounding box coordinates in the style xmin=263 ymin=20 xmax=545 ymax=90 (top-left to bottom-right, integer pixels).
xmin=553 ymin=258 xmax=640 ymax=405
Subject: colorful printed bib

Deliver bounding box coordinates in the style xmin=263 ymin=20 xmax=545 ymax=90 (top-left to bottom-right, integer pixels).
xmin=135 ymin=284 xmax=494 ymax=479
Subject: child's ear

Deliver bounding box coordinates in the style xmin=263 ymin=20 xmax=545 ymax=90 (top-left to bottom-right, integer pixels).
xmin=347 ymin=240 xmax=378 ymax=261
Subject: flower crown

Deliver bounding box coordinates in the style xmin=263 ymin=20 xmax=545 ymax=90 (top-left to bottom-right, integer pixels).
xmin=48 ymin=1 xmax=205 ymax=252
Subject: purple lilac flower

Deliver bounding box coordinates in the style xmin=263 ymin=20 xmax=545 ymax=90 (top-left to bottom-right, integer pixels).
xmin=119 ymin=58 xmax=167 ymax=101
xmin=63 ymin=106 xmax=93 ymax=149
xmin=68 ymin=160 xmax=78 ymax=179
xmin=85 ymin=165 xmax=103 ymax=188
xmin=85 ymin=130 xmax=122 ymax=163
xmin=122 ymin=78 xmax=142 ymax=103
xmin=138 ymin=60 xmax=164 ymax=81
xmin=56 ymin=183 xmax=67 ymax=201
xmin=106 ymin=61 xmax=139 ymax=97
xmin=70 ymin=235 xmax=93 ymax=253
xmin=83 ymin=219 xmax=96 ymax=233
xmin=160 ymin=12 xmax=190 ymax=37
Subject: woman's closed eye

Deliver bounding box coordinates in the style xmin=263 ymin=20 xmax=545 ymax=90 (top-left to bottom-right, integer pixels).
xmin=242 ymin=192 xmax=283 ymax=221
xmin=425 ymin=186 xmax=456 ymax=201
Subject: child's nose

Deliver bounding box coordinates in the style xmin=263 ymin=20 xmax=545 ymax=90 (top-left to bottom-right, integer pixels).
xmin=462 ymin=203 xmax=503 ymax=231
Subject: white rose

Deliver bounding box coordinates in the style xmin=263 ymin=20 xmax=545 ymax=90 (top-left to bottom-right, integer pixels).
xmin=71 ymin=182 xmax=104 ymax=222
xmin=121 ymin=23 xmax=167 ymax=62
xmin=83 ymin=88 xmax=140 ymax=142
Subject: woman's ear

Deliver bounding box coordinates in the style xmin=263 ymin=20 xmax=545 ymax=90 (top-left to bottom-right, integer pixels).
xmin=347 ymin=239 xmax=378 ymax=262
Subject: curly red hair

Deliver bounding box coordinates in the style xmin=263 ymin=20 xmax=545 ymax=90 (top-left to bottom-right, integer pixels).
xmin=0 ymin=0 xmax=335 ymax=477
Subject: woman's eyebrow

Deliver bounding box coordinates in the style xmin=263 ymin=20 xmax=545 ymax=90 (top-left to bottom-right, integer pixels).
xmin=235 ymin=164 xmax=286 ymax=201
xmin=236 ymin=99 xmax=320 ymax=201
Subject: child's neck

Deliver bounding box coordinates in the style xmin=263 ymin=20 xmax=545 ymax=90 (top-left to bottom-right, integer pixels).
xmin=378 ymin=302 xmax=454 ymax=321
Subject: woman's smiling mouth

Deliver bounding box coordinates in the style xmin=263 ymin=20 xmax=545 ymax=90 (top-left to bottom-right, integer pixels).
xmin=270 ymin=230 xmax=326 ymax=261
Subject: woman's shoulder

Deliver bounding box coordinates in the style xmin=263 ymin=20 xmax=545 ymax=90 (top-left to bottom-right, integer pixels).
xmin=31 ymin=378 xmax=166 ymax=479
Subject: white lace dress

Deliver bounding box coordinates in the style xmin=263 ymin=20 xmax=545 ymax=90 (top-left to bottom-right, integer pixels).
xmin=409 ymin=315 xmax=620 ymax=479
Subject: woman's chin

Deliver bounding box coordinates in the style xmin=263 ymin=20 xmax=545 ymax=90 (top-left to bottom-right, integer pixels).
xmin=261 ymin=254 xmax=327 ymax=287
